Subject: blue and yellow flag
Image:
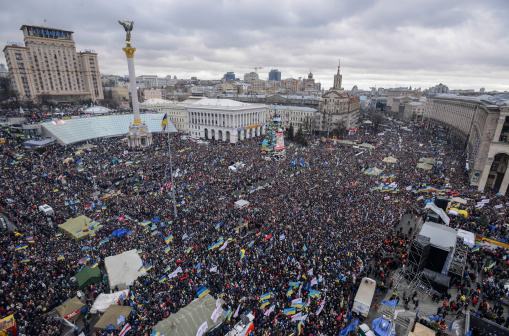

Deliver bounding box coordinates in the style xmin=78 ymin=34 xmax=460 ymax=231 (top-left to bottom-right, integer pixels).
xmin=196 ymin=285 xmax=210 ymax=298
xmin=136 ymin=249 xmax=142 ymax=254
xmin=165 ymin=235 xmax=173 ymax=244
xmin=240 ymin=249 xmax=246 ymax=260
xmin=21 ymin=258 xmax=30 ymax=263
xmin=218 ymin=291 xmax=226 ymax=298
xmin=260 ymin=293 xmax=271 ymax=301
xmin=286 ymin=288 xmax=294 ymax=297
xmin=15 ymin=244 xmax=28 ymax=251
xmin=164 ymin=246 xmax=171 ymax=254
xmin=161 ymin=114 xmax=168 ymax=131
xmin=55 ymin=232 xmax=62 ymax=237
xmin=261 ymin=300 xmax=270 ymax=309
xmin=284 ymin=307 xmax=296 ymax=316
xmin=91 ymin=262 xmax=99 ymax=268
xmin=158 ymin=276 xmax=166 ymax=283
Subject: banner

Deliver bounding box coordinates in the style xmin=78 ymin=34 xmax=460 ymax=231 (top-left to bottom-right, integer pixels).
xmin=275 ymin=133 xmax=285 ymax=150
xmin=64 ymin=309 xmax=80 ymax=320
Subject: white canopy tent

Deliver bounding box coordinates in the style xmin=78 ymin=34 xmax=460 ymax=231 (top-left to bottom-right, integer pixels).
xmin=234 ymin=200 xmax=250 ymax=209
xmin=105 ymin=250 xmax=145 ymax=290
xmin=457 ymin=229 xmax=476 ymax=248
xmin=90 ymin=289 xmax=129 ymax=314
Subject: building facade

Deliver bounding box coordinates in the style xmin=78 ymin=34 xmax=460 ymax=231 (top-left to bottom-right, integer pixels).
xmin=3 ymin=25 xmax=103 ymax=102
xmin=271 ymin=106 xmax=317 ymax=133
xmin=187 ymin=98 xmax=266 ymax=143
xmin=318 ymin=61 xmax=360 ymax=133
xmin=268 ymin=69 xmax=281 ymax=82
xmin=425 ymin=94 xmax=509 ymax=193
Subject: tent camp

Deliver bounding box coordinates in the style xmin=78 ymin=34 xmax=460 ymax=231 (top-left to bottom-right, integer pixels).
xmin=153 ymin=294 xmax=225 ymax=336
xmin=359 ymin=143 xmax=376 ymax=149
xmin=364 ymin=167 xmax=383 ymax=176
xmin=337 ymin=140 xmax=354 ymax=145
xmin=55 ymin=296 xmax=85 ymax=322
xmin=105 ymin=249 xmax=144 ymax=290
xmin=58 ymin=215 xmax=102 ymax=241
xmin=90 ymin=289 xmax=129 ymax=313
xmin=382 ymin=156 xmax=398 ymax=163
xmin=417 ymin=162 xmax=433 ymax=170
xmin=75 ymin=266 xmax=102 ymax=291
xmin=93 ymin=305 xmax=132 ymax=332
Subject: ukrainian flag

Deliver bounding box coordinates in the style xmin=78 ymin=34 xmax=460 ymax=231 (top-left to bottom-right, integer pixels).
xmin=15 ymin=244 xmax=28 ymax=251
xmin=298 ymin=321 xmax=304 ymax=333
xmin=471 ymin=245 xmax=480 ymax=252
xmin=91 ymin=262 xmax=99 ymax=268
xmin=138 ymin=265 xmax=146 ymax=273
xmin=218 ymin=291 xmax=226 ymax=298
xmin=21 ymin=258 xmax=30 ymax=263
xmin=260 ymin=293 xmax=271 ymax=301
xmin=292 ymin=302 xmax=305 ymax=311
xmin=284 ymin=307 xmax=296 ymax=316
xmin=84 ymin=256 xmax=91 ymax=262
xmin=145 ymin=263 xmax=153 ymax=271
xmin=215 ymin=222 xmax=222 ymax=230
xmin=164 ymin=246 xmax=171 ymax=254
xmin=225 ymin=308 xmax=232 ymax=321
xmin=286 ymin=288 xmax=294 ymax=297
xmin=261 ymin=300 xmax=270 ymax=309
xmin=136 ymin=249 xmax=142 ymax=254
xmin=57 ymin=254 xmax=65 ymax=261
xmin=158 ymin=276 xmax=166 ymax=283
xmin=186 ymin=247 xmax=192 ymax=254
xmin=196 ymin=285 xmax=210 ymax=298
xmin=165 ymin=235 xmax=173 ymax=244
xmin=288 ymin=282 xmax=300 ymax=288
xmin=161 ymin=114 xmax=168 ymax=131
xmin=309 ymin=290 xmax=320 ymax=298
xmin=240 ymin=249 xmax=246 ymax=260
xmin=140 ymin=220 xmax=151 ymax=226
xmin=151 ymin=331 xmax=163 ymax=336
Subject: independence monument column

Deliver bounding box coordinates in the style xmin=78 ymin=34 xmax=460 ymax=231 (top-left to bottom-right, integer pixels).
xmin=119 ymin=20 xmax=152 ymax=147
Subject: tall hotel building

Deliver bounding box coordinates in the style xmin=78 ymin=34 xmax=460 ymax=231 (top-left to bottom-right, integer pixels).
xmin=3 ymin=25 xmax=103 ymax=102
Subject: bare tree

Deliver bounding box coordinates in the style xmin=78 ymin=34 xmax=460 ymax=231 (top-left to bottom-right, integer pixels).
xmin=372 ymin=112 xmax=383 ymax=133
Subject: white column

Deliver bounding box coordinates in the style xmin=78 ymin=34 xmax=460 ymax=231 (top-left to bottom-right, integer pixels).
xmin=499 ymin=170 xmax=509 ymax=195
xmin=494 ymin=116 xmax=506 ymax=142
xmin=478 ymin=157 xmax=494 ymax=190
xmin=126 ymin=57 xmax=141 ymax=123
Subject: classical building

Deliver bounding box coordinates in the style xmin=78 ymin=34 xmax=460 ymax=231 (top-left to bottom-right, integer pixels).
xmin=140 ymin=97 xmax=204 ymax=133
xmin=402 ymin=101 xmax=426 ymax=122
xmin=187 ymin=98 xmax=266 ymax=143
xmin=386 ymin=87 xmax=418 ymax=113
xmin=142 ymin=88 xmax=164 ymax=101
xmin=3 ymin=25 xmax=103 ymax=102
xmin=424 ymin=94 xmax=509 ymax=193
xmin=272 ymin=106 xmax=317 ymax=133
xmin=317 ymin=60 xmax=360 ymax=134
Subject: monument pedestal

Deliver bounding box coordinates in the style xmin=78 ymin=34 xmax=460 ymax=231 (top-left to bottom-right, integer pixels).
xmin=127 ymin=122 xmax=152 ymax=147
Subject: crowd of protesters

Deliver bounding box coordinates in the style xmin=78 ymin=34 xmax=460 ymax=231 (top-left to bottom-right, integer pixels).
xmin=0 ymin=111 xmax=508 ymax=336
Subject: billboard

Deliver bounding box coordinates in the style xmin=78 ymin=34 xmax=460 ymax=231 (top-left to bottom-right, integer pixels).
xmin=275 ymin=133 xmax=285 ymax=150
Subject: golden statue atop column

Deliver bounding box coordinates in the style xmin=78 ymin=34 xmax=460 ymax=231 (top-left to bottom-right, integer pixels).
xmin=118 ymin=19 xmax=152 ymax=147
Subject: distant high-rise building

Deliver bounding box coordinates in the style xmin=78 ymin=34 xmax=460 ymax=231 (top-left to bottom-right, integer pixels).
xmin=0 ymin=63 xmax=8 ymax=78
xmin=268 ymin=69 xmax=281 ymax=82
xmin=3 ymin=25 xmax=103 ymax=102
xmin=351 ymin=85 xmax=358 ymax=94
xmin=480 ymin=87 xmax=485 ymax=94
xmin=244 ymin=72 xmax=259 ymax=83
xmin=223 ymin=72 xmax=235 ymax=81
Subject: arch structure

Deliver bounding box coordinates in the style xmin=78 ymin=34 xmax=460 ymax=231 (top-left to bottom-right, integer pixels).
xmin=424 ymin=95 xmax=509 ymax=193
xmin=187 ymin=98 xmax=266 ymax=143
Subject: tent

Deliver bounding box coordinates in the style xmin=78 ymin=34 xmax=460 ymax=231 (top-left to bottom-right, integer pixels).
xmin=364 ymin=167 xmax=383 ymax=176
xmin=75 ymin=266 xmax=102 ymax=290
xmin=450 ymin=197 xmax=467 ymax=205
xmin=55 ymin=296 xmax=85 ymax=322
xmin=153 ymin=294 xmax=225 ymax=336
xmin=419 ymin=157 xmax=435 ymax=165
xmin=382 ymin=156 xmax=398 ymax=163
xmin=359 ymin=143 xmax=375 ymax=149
xmin=457 ymin=229 xmax=476 ymax=248
xmin=337 ymin=140 xmax=354 ymax=145
xmin=90 ymin=289 xmax=129 ymax=313
xmin=409 ymin=323 xmax=435 ymax=336
xmin=105 ymin=249 xmax=144 ymax=290
xmin=234 ymin=200 xmax=250 ymax=209
xmin=58 ymin=215 xmax=102 ymax=241
xmin=417 ymin=162 xmax=433 ymax=170
xmin=93 ymin=305 xmax=132 ymax=331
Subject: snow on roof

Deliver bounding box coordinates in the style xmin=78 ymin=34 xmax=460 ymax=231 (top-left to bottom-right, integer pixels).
xmin=84 ymin=106 xmax=111 ymax=114
xmin=140 ymin=98 xmax=174 ymax=106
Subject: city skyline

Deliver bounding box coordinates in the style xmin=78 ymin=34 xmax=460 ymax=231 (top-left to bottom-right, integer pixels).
xmin=1 ymin=0 xmax=508 ymax=92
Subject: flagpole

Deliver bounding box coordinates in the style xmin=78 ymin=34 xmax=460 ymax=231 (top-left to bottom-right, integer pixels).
xmin=167 ymin=122 xmax=178 ymax=218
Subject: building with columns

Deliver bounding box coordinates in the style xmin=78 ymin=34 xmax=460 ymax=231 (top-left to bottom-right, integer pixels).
xmin=424 ymin=94 xmax=509 ymax=193
xmin=187 ymin=98 xmax=266 ymax=143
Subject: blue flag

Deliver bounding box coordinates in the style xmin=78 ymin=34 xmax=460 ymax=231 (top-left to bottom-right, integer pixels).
xmin=381 ymin=299 xmax=398 ymax=307
xmin=339 ymin=318 xmax=359 ymax=336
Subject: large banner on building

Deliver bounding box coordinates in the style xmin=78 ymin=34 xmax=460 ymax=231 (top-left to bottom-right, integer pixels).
xmin=275 ymin=133 xmax=285 ymax=150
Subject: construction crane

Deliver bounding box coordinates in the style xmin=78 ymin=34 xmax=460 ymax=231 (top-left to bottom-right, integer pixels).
xmin=254 ymin=67 xmax=262 ymax=73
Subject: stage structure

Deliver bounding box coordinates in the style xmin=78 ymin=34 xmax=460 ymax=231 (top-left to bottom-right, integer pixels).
xmin=119 ymin=20 xmax=152 ymax=147
xmin=262 ymin=107 xmax=286 ymax=160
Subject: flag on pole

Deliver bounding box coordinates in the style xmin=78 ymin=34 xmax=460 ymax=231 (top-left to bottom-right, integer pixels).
xmin=119 ymin=323 xmax=131 ymax=336
xmin=233 ymin=304 xmax=241 ymax=318
xmin=161 ymin=114 xmax=168 ymax=132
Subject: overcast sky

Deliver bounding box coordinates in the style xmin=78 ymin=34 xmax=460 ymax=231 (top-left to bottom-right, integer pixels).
xmin=1 ymin=0 xmax=508 ymax=91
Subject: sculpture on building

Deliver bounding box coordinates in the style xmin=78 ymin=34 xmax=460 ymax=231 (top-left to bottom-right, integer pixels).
xmin=118 ymin=20 xmax=134 ymax=46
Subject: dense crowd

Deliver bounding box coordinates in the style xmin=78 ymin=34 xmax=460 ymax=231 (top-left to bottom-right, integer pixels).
xmin=0 ymin=113 xmax=508 ymax=336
